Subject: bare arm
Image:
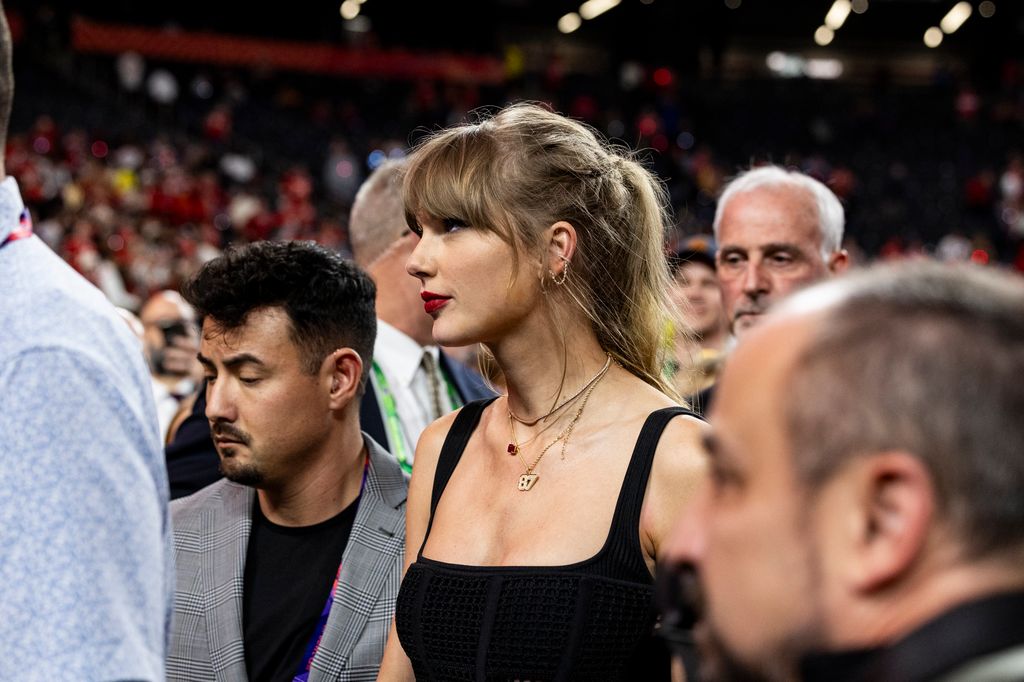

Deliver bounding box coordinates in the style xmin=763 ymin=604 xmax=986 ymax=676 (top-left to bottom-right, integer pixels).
xmin=640 ymin=414 xmax=708 ymax=573
xmin=377 ymin=411 xmax=458 ymax=681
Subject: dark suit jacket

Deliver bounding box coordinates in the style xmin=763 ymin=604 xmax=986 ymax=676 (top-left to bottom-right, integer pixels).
xmin=166 ymin=352 xmax=494 ymax=499
xmin=358 ymin=351 xmax=494 ymax=454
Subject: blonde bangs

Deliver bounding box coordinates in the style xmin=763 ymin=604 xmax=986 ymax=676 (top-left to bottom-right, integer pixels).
xmin=402 ymin=126 xmax=515 ymax=246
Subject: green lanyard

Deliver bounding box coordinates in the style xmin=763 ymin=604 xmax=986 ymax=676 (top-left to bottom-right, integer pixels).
xmin=371 ymin=358 xmax=462 ymax=474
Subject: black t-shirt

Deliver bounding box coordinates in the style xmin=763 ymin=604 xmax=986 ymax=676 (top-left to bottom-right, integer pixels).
xmin=243 ymin=494 xmax=360 ymax=682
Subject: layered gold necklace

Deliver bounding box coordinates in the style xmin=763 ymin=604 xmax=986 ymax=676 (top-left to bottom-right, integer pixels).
xmin=506 ymin=356 xmax=612 ymax=491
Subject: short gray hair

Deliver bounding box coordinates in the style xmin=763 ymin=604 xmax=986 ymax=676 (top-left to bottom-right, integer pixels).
xmin=713 ymin=165 xmax=845 ymax=260
xmin=781 ymin=261 xmax=1024 ymax=561
xmin=348 ymin=159 xmax=407 ymax=268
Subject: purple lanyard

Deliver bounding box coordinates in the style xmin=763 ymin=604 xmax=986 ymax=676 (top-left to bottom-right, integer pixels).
xmin=1 ymin=210 xmax=32 ymax=249
xmin=293 ymin=457 xmax=370 ymax=682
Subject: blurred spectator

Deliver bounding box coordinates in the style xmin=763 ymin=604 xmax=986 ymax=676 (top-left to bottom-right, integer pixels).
xmin=0 ymin=4 xmax=172 ymax=675
xmin=663 ymin=262 xmax=1024 ymax=682
xmin=139 ymin=289 xmax=202 ymax=441
xmin=667 ymin=238 xmax=730 ymax=398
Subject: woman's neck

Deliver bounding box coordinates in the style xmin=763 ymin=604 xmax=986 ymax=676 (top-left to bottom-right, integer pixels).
xmin=490 ymin=313 xmax=610 ymax=421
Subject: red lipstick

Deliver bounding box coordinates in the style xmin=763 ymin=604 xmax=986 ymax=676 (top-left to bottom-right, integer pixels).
xmin=421 ymin=291 xmax=451 ymax=315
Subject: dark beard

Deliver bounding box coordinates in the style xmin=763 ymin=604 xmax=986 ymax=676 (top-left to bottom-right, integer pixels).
xmin=219 ymin=460 xmax=264 ymax=487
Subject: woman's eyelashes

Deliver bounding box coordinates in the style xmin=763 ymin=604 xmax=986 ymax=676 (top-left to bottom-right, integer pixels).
xmin=442 ymin=217 xmax=469 ymax=233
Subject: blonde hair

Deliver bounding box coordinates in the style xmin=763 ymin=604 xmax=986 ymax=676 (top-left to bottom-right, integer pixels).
xmin=403 ymin=102 xmax=682 ymax=398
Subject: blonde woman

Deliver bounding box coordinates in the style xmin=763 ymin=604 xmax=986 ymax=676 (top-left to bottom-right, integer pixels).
xmin=378 ymin=103 xmax=706 ymax=681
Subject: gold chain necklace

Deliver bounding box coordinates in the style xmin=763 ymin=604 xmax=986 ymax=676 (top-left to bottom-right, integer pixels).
xmin=507 ymin=358 xmax=609 ymax=491
xmin=507 ymin=355 xmax=612 ymax=427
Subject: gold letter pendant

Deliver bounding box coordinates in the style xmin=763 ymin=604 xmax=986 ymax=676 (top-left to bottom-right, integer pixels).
xmin=517 ymin=473 xmax=539 ymax=491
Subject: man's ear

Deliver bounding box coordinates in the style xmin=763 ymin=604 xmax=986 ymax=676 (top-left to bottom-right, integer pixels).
xmin=829 ymin=249 xmax=850 ymax=275
xmin=845 ymin=451 xmax=936 ymax=594
xmin=324 ymin=348 xmax=364 ymax=410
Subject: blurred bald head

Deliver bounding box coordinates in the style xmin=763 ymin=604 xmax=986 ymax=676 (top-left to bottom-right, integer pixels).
xmin=349 ymin=160 xmax=407 ymax=269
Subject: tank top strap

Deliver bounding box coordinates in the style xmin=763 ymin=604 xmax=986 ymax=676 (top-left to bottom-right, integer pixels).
xmin=603 ymin=406 xmax=702 ymax=577
xmin=417 ymin=397 xmax=498 ymax=559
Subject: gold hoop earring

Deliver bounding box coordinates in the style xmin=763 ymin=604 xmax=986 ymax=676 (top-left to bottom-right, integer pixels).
xmin=550 ymin=256 xmax=570 ymax=286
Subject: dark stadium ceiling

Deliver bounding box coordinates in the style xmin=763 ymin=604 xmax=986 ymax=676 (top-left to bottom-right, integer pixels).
xmin=15 ymin=0 xmax=1024 ymax=68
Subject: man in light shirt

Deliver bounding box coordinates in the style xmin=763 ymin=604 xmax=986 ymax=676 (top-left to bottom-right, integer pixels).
xmin=0 ymin=5 xmax=172 ymax=676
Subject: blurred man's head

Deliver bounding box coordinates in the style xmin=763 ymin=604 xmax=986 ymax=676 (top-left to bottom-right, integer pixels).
xmin=713 ymin=166 xmax=848 ymax=337
xmin=182 ymin=240 xmax=376 ymax=488
xmin=349 ymin=159 xmax=433 ymax=346
xmin=667 ymin=262 xmax=1024 ymax=680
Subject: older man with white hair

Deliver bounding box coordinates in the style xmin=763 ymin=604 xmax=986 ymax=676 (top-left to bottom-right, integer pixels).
xmin=714 ymin=165 xmax=850 ymax=337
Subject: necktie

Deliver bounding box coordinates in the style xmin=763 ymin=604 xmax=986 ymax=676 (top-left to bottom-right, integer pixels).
xmin=421 ymin=350 xmax=444 ymax=421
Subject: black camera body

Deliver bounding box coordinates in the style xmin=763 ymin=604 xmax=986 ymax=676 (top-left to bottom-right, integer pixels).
xmin=151 ymin=320 xmax=191 ymax=376
xmin=159 ymin=320 xmax=190 ymax=346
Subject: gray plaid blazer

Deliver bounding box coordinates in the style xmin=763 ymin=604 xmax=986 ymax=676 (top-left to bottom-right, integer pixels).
xmin=167 ymin=434 xmax=408 ymax=681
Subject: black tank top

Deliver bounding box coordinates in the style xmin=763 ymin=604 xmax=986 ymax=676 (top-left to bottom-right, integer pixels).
xmin=395 ymin=398 xmax=698 ymax=681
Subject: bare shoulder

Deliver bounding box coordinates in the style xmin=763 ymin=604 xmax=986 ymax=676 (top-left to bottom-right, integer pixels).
xmin=650 ymin=411 xmax=707 ymax=489
xmin=408 ymin=408 xmax=463 ymax=503
xmin=641 ymin=405 xmax=709 ymax=564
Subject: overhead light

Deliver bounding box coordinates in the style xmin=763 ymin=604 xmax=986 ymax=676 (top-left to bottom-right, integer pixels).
xmin=724 ymin=0 xmax=742 ymax=8
xmin=979 ymin=2 xmax=996 ymax=18
xmin=824 ymin=0 xmax=852 ymax=30
xmin=579 ymin=0 xmax=621 ymax=21
xmin=851 ymin=0 xmax=868 ymax=14
xmin=924 ymin=26 xmax=944 ymax=48
xmin=766 ymin=52 xmax=789 ymax=72
xmin=805 ymin=58 xmax=843 ymax=80
xmin=814 ymin=25 xmax=835 ymax=46
xmin=766 ymin=52 xmax=844 ymax=80
xmin=340 ymin=0 xmax=360 ymax=20
xmin=940 ymin=1 xmax=972 ymax=34
xmin=558 ymin=12 xmax=583 ymax=33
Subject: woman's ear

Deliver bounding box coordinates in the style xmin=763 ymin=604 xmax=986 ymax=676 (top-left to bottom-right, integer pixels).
xmin=546 ymin=221 xmax=578 ymax=276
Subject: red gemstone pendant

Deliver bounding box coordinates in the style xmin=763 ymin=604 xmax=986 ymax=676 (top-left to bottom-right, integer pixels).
xmin=507 ymin=443 xmax=517 ymax=455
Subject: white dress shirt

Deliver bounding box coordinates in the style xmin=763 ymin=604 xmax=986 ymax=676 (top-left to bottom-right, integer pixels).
xmin=371 ymin=320 xmax=456 ymax=465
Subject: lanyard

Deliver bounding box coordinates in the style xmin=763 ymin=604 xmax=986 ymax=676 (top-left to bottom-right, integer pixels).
xmin=372 ymin=357 xmax=461 ymax=474
xmin=0 ymin=210 xmax=32 ymax=249
xmin=292 ymin=457 xmax=370 ymax=682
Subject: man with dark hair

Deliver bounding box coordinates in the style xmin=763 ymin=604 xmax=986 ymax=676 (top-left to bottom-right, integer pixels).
xmin=167 ymin=241 xmax=406 ymax=682
xmin=0 ymin=3 xmax=172 ymax=678
xmin=664 ymin=261 xmax=1024 ymax=681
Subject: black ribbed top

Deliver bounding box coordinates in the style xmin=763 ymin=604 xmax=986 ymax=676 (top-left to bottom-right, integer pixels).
xmin=395 ymin=398 xmax=697 ymax=681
